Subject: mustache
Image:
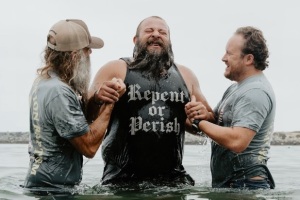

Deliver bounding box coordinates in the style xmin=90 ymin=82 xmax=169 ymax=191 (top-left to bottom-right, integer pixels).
xmin=129 ymin=39 xmax=174 ymax=79
xmin=146 ymin=38 xmax=164 ymax=46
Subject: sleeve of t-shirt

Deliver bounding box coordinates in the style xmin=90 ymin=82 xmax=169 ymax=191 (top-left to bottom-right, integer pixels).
xmin=232 ymin=89 xmax=272 ymax=132
xmin=46 ymin=87 xmax=90 ymax=139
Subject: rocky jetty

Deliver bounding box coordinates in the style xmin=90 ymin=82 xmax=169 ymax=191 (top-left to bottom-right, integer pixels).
xmin=270 ymin=131 xmax=300 ymax=145
xmin=185 ymin=131 xmax=300 ymax=145
xmin=0 ymin=131 xmax=300 ymax=145
xmin=0 ymin=132 xmax=29 ymax=144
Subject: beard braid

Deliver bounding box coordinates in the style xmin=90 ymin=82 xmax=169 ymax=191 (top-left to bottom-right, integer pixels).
xmin=70 ymin=50 xmax=91 ymax=103
xmin=129 ymin=40 xmax=174 ymax=79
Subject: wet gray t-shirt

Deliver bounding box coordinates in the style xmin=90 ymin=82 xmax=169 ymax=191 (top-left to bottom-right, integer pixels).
xmin=211 ymin=73 xmax=276 ymax=187
xmin=24 ymin=74 xmax=89 ymax=189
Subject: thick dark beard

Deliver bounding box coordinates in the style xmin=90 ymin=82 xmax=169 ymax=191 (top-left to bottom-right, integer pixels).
xmin=70 ymin=51 xmax=91 ymax=103
xmin=129 ymin=40 xmax=174 ymax=79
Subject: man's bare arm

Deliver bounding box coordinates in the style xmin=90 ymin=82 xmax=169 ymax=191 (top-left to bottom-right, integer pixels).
xmin=70 ymin=104 xmax=114 ymax=158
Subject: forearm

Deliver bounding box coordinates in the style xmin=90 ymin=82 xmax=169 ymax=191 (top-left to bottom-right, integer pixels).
xmin=86 ymin=93 xmax=102 ymax=123
xmin=70 ymin=104 xmax=114 ymax=158
xmin=88 ymin=104 xmax=113 ymax=152
xmin=199 ymin=121 xmax=248 ymax=153
xmin=200 ymin=121 xmax=229 ymax=144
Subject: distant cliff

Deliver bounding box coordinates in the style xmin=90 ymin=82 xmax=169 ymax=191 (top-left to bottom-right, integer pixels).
xmin=1 ymin=131 xmax=300 ymax=145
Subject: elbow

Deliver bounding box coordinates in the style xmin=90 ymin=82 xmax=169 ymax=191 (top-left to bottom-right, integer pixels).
xmin=83 ymin=148 xmax=97 ymax=159
xmin=84 ymin=151 xmax=96 ymax=159
xmin=222 ymin=133 xmax=250 ymax=153
xmin=230 ymin=148 xmax=245 ymax=154
xmin=228 ymin=143 xmax=248 ymax=153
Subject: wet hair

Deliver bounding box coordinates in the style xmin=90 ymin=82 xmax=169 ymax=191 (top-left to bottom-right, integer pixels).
xmin=129 ymin=39 xmax=174 ymax=79
xmin=236 ymin=26 xmax=269 ymax=71
xmin=130 ymin=16 xmax=174 ymax=79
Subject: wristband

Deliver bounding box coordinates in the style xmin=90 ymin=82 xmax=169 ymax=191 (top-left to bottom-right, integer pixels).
xmin=192 ymin=119 xmax=206 ymax=137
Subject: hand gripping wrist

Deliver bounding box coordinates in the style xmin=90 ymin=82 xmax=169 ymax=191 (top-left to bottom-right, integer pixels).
xmin=94 ymin=90 xmax=103 ymax=106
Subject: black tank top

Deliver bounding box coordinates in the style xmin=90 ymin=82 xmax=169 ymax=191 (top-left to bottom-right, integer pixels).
xmin=101 ymin=58 xmax=190 ymax=183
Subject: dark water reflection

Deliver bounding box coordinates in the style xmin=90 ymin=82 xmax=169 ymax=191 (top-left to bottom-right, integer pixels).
xmin=25 ymin=185 xmax=297 ymax=200
xmin=1 ymin=144 xmax=299 ymax=200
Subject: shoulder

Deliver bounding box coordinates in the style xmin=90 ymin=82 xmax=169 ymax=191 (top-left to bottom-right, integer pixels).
xmin=240 ymin=75 xmax=275 ymax=102
xmin=41 ymin=76 xmax=73 ymax=95
xmin=176 ymin=63 xmax=194 ymax=75
xmin=175 ymin=63 xmax=198 ymax=82
xmin=237 ymin=88 xmax=274 ymax=111
xmin=99 ymin=59 xmax=127 ymax=74
xmin=174 ymin=63 xmax=203 ymax=99
xmin=175 ymin=63 xmax=199 ymax=88
xmin=94 ymin=59 xmax=128 ymax=81
xmin=37 ymin=78 xmax=79 ymax=109
xmin=51 ymin=80 xmax=77 ymax=101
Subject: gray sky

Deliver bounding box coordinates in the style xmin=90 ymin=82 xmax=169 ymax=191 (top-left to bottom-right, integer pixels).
xmin=0 ymin=0 xmax=299 ymax=132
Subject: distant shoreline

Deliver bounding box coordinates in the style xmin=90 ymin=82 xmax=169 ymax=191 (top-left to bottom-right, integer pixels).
xmin=1 ymin=131 xmax=300 ymax=145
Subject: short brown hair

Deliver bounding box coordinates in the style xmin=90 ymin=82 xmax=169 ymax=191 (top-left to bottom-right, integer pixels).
xmin=236 ymin=26 xmax=269 ymax=71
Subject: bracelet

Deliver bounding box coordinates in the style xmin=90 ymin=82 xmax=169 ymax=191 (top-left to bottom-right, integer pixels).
xmin=94 ymin=91 xmax=103 ymax=106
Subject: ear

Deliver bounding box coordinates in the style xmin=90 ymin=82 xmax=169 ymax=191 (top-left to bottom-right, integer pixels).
xmin=71 ymin=51 xmax=79 ymax=61
xmin=245 ymin=54 xmax=254 ymax=65
xmin=133 ymin=35 xmax=138 ymax=44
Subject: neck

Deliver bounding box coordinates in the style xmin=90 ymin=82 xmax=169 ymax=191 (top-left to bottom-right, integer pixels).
xmin=237 ymin=70 xmax=262 ymax=83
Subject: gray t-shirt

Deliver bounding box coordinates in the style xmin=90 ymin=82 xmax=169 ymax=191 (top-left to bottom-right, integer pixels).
xmin=24 ymin=74 xmax=89 ymax=189
xmin=211 ymin=73 xmax=276 ymax=187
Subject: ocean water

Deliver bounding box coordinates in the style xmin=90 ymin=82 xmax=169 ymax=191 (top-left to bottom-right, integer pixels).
xmin=0 ymin=142 xmax=299 ymax=200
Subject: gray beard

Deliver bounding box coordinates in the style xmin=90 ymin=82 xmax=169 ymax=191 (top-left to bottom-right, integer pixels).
xmin=71 ymin=52 xmax=91 ymax=97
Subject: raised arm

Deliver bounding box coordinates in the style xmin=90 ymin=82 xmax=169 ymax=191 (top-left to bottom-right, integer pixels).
xmin=177 ymin=64 xmax=215 ymax=133
xmin=86 ymin=60 xmax=127 ymax=123
xmin=69 ymin=60 xmax=127 ymax=158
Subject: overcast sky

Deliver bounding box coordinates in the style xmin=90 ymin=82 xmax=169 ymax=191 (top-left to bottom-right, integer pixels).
xmin=0 ymin=0 xmax=299 ymax=132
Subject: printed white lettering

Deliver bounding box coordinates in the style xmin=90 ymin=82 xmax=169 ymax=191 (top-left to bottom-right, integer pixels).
xmin=128 ymin=84 xmax=185 ymax=105
xmin=30 ymin=79 xmax=44 ymax=175
xmin=129 ymin=117 xmax=180 ymax=135
xmin=31 ymin=156 xmax=43 ymax=175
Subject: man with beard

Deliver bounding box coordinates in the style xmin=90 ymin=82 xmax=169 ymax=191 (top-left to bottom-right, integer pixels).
xmin=88 ymin=16 xmax=214 ymax=187
xmin=185 ymin=26 xmax=276 ymax=189
xmin=23 ymin=19 xmax=125 ymax=194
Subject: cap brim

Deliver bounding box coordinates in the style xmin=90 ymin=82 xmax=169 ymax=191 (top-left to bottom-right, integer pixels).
xmin=88 ymin=36 xmax=104 ymax=49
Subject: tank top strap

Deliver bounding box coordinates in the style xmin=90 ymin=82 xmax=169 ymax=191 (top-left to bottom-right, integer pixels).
xmin=120 ymin=57 xmax=132 ymax=66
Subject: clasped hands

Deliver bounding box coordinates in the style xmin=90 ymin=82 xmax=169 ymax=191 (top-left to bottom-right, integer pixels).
xmin=185 ymin=95 xmax=209 ymax=123
xmin=94 ymin=78 xmax=126 ymax=105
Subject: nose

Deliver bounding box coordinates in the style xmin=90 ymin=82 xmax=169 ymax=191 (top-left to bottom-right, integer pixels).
xmin=221 ymin=54 xmax=227 ymax=62
xmin=151 ymin=30 xmax=160 ymax=38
